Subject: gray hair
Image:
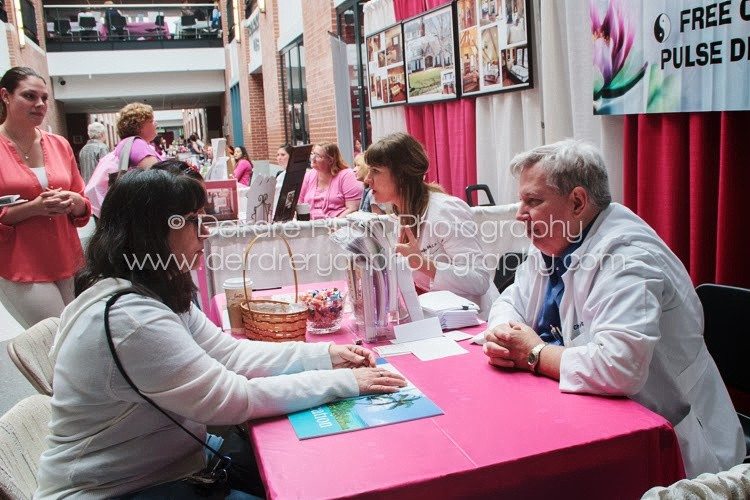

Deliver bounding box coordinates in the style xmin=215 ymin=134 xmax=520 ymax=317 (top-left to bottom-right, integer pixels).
xmin=87 ymin=122 xmax=106 ymax=140
xmin=509 ymin=139 xmax=612 ymax=209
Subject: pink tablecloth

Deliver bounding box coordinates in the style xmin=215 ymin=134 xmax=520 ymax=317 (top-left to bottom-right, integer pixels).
xmin=218 ymin=283 xmax=686 ymax=499
xmin=99 ymin=21 xmax=170 ymax=40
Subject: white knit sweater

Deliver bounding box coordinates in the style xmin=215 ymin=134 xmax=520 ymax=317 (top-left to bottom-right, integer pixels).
xmin=35 ymin=278 xmax=358 ymax=499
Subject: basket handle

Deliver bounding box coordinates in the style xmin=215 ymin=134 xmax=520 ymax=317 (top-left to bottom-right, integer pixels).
xmin=242 ymin=234 xmax=299 ymax=304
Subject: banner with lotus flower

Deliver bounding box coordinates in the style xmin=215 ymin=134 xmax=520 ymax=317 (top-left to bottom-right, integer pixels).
xmin=592 ymin=0 xmax=750 ymax=115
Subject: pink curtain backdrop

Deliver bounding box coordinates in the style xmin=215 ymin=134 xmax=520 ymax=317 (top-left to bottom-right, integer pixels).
xmin=393 ymin=0 xmax=477 ymax=199
xmin=623 ymin=111 xmax=750 ymax=289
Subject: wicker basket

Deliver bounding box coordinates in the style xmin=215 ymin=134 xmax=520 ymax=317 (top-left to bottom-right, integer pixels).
xmin=239 ymin=234 xmax=308 ymax=342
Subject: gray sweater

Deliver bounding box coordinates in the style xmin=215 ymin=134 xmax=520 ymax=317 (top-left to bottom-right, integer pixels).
xmin=35 ymin=278 xmax=358 ymax=499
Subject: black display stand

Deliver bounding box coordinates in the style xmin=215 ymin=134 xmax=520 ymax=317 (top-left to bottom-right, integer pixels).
xmin=273 ymin=144 xmax=313 ymax=222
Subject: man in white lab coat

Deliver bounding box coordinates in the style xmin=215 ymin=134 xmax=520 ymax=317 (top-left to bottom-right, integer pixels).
xmin=482 ymin=139 xmax=744 ymax=478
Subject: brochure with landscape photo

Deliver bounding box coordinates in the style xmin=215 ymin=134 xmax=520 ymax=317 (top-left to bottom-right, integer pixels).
xmin=288 ymin=358 xmax=443 ymax=439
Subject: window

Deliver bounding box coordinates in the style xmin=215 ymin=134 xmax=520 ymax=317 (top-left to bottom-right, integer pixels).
xmin=337 ymin=1 xmax=370 ymax=154
xmin=226 ymin=0 xmax=236 ymax=42
xmin=21 ymin=0 xmax=39 ymax=45
xmin=230 ymin=83 xmax=244 ymax=146
xmin=281 ymin=37 xmax=309 ymax=145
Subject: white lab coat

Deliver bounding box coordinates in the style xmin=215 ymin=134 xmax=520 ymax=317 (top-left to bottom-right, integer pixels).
xmin=412 ymin=191 xmax=498 ymax=319
xmin=488 ymin=203 xmax=744 ymax=478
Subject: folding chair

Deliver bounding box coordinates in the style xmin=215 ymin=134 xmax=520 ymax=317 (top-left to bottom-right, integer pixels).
xmin=465 ymin=184 xmax=496 ymax=207
xmin=696 ymin=283 xmax=750 ymax=462
xmin=6 ymin=317 xmax=59 ymax=396
xmin=0 ymin=394 xmax=52 ymax=500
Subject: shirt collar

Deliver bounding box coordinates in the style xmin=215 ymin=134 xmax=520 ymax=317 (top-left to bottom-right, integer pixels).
xmin=541 ymin=213 xmax=600 ymax=276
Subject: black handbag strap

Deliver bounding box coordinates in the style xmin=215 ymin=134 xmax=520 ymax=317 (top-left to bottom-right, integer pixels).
xmin=104 ymin=289 xmax=231 ymax=479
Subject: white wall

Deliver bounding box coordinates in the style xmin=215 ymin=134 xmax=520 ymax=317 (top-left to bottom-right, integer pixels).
xmin=46 ymin=47 xmax=225 ymax=76
xmin=51 ymin=71 xmax=225 ymax=100
xmin=277 ymin=0 xmax=303 ymax=50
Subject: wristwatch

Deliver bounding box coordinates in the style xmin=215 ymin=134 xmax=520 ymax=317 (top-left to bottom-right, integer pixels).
xmin=527 ymin=343 xmax=547 ymax=374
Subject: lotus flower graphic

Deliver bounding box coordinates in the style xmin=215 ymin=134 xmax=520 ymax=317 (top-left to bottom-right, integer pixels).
xmin=591 ymin=0 xmax=647 ymax=104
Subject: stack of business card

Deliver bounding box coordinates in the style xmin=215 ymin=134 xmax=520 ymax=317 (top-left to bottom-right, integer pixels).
xmin=418 ymin=291 xmax=481 ymax=330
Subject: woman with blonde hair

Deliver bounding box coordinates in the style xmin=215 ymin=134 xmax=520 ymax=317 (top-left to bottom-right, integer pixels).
xmin=364 ymin=132 xmax=497 ymax=318
xmin=298 ymin=142 xmax=363 ymax=219
xmin=115 ymin=102 xmax=162 ymax=169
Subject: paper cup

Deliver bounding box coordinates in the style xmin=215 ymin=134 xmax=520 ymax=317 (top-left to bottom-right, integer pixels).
xmin=223 ymin=277 xmax=252 ymax=332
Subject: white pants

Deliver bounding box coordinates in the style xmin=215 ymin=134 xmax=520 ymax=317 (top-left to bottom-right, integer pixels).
xmin=0 ymin=277 xmax=74 ymax=329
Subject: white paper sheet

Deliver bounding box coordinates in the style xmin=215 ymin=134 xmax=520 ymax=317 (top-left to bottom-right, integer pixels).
xmin=392 ymin=316 xmax=442 ymax=343
xmin=410 ymin=337 xmax=468 ymax=361
xmin=442 ymin=330 xmax=474 ymax=342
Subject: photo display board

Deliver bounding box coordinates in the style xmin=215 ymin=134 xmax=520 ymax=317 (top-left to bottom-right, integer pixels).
xmin=366 ymin=23 xmax=408 ymax=108
xmin=403 ymin=3 xmax=459 ymax=104
xmin=456 ymin=0 xmax=533 ymax=96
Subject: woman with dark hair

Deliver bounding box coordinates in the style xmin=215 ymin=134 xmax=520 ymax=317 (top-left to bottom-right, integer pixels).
xmin=232 ymin=145 xmax=253 ymax=185
xmin=0 ymin=66 xmax=91 ymax=328
xmin=275 ymin=143 xmax=293 ymax=173
xmin=298 ymin=142 xmax=363 ymax=219
xmin=188 ymin=133 xmax=204 ymax=156
xmin=364 ymin=132 xmax=497 ymax=318
xmin=35 ymin=162 xmax=405 ymax=499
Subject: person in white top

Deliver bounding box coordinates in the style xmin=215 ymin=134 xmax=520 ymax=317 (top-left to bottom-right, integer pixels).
xmin=363 ymin=132 xmax=497 ymax=317
xmin=35 ymin=161 xmax=406 ymax=499
xmin=481 ymin=139 xmax=744 ymax=478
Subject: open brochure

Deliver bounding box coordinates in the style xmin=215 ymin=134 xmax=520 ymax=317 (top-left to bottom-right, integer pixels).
xmin=288 ymin=358 xmax=443 ymax=439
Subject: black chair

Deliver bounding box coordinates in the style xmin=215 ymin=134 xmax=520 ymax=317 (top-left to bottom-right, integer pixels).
xmin=109 ymin=14 xmax=130 ymax=40
xmin=53 ymin=19 xmax=72 ymax=38
xmin=180 ymin=14 xmax=198 ymax=39
xmin=78 ymin=15 xmax=100 ymax=41
xmin=696 ymin=283 xmax=750 ymax=461
xmin=494 ymin=252 xmax=526 ymax=294
xmin=465 ymin=184 xmax=496 ymax=207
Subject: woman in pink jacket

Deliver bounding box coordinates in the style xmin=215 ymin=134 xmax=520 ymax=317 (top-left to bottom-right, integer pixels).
xmin=232 ymin=146 xmax=253 ymax=185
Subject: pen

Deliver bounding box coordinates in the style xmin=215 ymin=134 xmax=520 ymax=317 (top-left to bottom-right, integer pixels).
xmin=550 ymin=325 xmax=563 ymax=343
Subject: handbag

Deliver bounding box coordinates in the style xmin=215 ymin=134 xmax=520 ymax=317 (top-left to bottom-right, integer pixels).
xmin=103 ymin=290 xmax=232 ymax=492
xmin=84 ymin=136 xmax=136 ymax=218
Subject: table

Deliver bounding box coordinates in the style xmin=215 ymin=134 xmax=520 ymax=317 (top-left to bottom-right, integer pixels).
xmin=225 ymin=284 xmax=685 ymax=499
xmin=99 ymin=21 xmax=170 ymax=40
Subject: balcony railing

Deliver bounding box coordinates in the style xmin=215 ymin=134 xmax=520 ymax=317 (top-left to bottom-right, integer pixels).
xmin=43 ymin=3 xmax=222 ymax=51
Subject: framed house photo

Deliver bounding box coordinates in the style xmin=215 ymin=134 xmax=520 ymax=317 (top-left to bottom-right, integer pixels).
xmin=403 ymin=3 xmax=459 ymax=105
xmin=456 ymin=0 xmax=533 ymax=97
xmin=204 ymin=180 xmax=239 ymax=222
xmin=366 ymin=22 xmax=407 ymax=108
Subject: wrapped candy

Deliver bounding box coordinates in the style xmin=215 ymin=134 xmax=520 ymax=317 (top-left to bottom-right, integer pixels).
xmin=300 ymin=288 xmax=345 ymax=334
